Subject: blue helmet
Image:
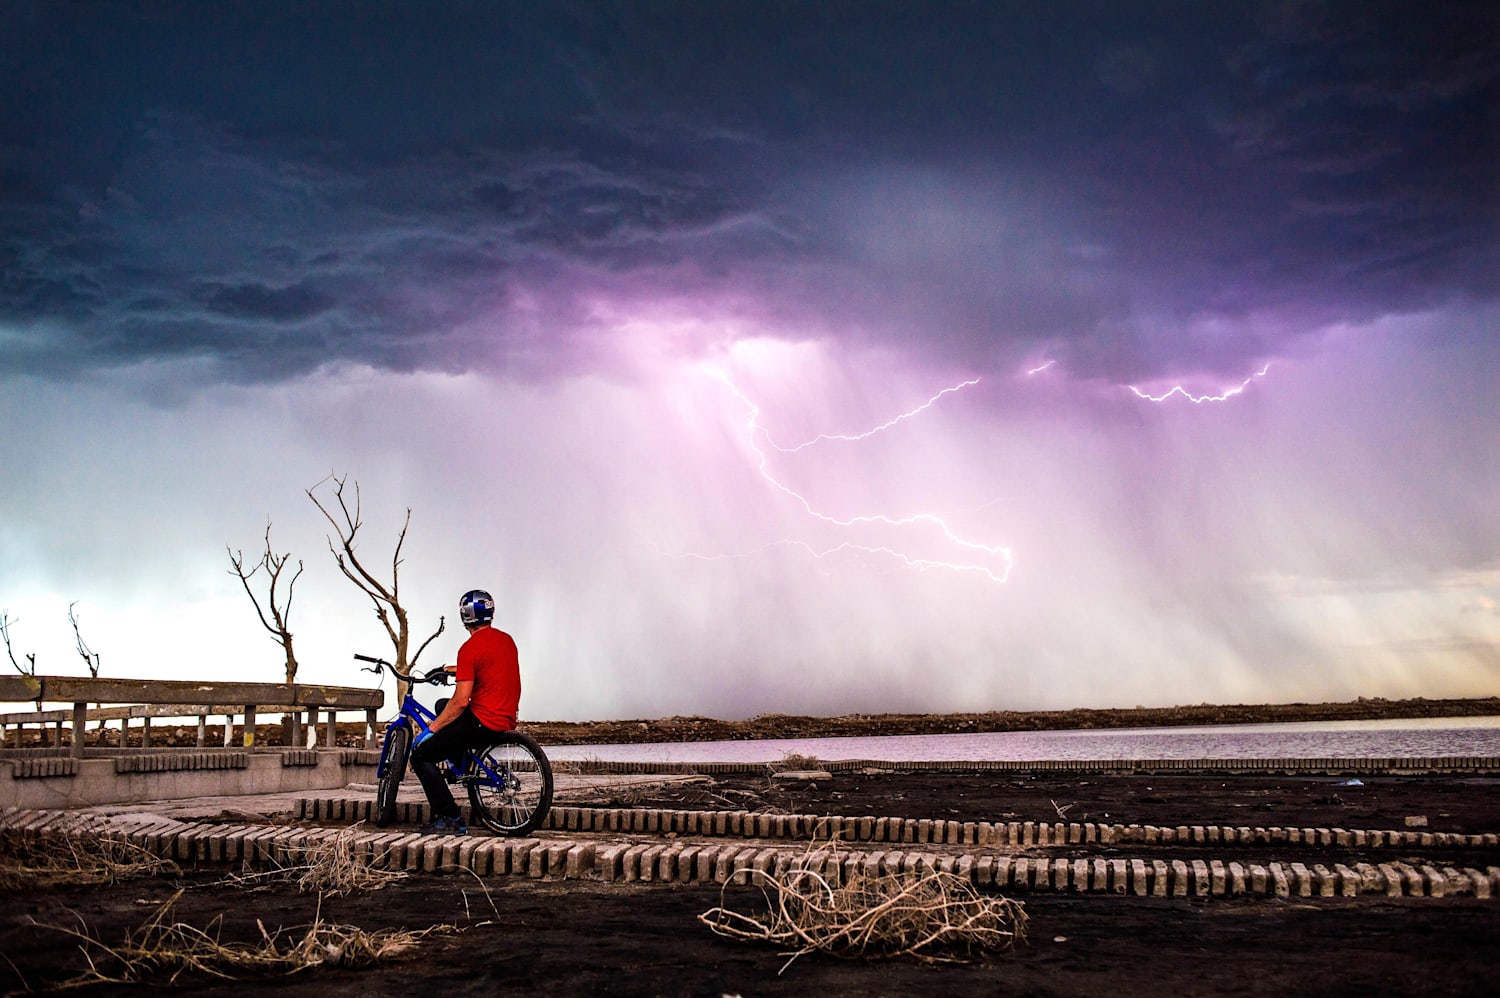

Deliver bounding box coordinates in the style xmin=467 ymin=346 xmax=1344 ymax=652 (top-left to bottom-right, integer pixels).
xmin=459 ymin=589 xmax=495 ymax=626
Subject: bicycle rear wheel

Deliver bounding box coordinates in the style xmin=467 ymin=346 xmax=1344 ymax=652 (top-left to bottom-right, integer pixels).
xmin=467 ymin=730 xmax=553 ymax=836
xmin=375 ymin=724 xmax=411 ymax=828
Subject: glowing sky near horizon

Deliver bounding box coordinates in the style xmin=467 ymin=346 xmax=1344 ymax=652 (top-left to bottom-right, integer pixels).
xmin=1 ymin=2 xmax=1497 ymax=720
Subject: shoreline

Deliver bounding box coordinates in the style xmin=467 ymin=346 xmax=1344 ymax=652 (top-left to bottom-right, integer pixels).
xmin=521 ymin=695 xmax=1500 ymax=746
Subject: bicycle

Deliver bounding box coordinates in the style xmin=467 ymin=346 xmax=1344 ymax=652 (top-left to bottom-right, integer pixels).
xmin=355 ymin=653 xmax=554 ymax=835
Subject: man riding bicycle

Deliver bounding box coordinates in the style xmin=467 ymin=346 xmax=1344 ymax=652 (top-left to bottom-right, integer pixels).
xmin=411 ymin=589 xmax=520 ymax=835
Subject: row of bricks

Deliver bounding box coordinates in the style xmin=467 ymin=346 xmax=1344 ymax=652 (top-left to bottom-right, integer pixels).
xmin=550 ymin=757 xmax=1500 ymax=775
xmin=8 ymin=751 xmax=336 ymax=779
xmin=11 ymin=753 xmax=1499 ymax=781
xmin=5 ymin=807 xmax=1499 ymax=900
xmin=112 ymin=752 xmax=250 ymax=773
xmin=300 ymin=797 xmax=1500 ymax=852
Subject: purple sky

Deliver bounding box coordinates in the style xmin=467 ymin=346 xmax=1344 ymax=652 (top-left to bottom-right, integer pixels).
xmin=2 ymin=1 xmax=1497 ymax=720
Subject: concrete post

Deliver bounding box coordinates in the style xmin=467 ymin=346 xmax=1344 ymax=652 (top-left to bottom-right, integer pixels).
xmin=196 ymin=715 xmax=206 ymax=748
xmin=223 ymin=715 xmax=233 ymax=747
xmin=307 ymin=708 xmax=319 ymax=747
xmin=365 ymin=709 xmax=377 ymax=748
xmin=70 ymin=701 xmax=87 ymax=759
xmin=142 ymin=715 xmax=152 ymax=749
xmin=243 ymin=705 xmax=257 ymax=748
xmin=324 ymin=710 xmax=336 ymax=749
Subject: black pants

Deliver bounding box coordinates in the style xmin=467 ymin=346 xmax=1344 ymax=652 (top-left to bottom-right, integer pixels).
xmin=410 ymin=708 xmax=505 ymax=819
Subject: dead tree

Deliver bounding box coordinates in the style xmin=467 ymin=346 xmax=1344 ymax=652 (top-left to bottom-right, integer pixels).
xmin=307 ymin=474 xmax=445 ymax=698
xmin=228 ymin=522 xmax=304 ymax=684
xmin=68 ymin=602 xmax=101 ymax=677
xmin=1 ymin=611 xmax=37 ymax=676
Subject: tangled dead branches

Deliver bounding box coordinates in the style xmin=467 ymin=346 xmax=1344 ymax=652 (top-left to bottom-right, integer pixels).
xmin=215 ymin=824 xmax=407 ymax=896
xmin=32 ymin=890 xmax=457 ymax=987
xmin=701 ymin=864 xmax=1027 ymax=972
xmin=0 ymin=832 xmax=179 ymax=891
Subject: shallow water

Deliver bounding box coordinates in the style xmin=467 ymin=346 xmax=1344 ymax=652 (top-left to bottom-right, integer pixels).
xmin=545 ymin=715 xmax=1500 ymax=764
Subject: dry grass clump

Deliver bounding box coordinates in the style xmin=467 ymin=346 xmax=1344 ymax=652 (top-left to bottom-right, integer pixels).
xmin=701 ymin=865 xmax=1027 ymax=971
xmin=34 ymin=890 xmax=456 ymax=987
xmin=0 ymin=832 xmax=179 ymax=890
xmin=769 ymin=752 xmax=824 ymax=773
xmin=217 ymin=824 xmax=406 ymax=896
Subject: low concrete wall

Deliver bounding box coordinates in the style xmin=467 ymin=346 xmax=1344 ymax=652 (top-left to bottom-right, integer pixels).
xmin=0 ymin=749 xmax=376 ymax=810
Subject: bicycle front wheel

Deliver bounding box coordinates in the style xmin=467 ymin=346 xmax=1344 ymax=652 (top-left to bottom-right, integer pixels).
xmin=467 ymin=730 xmax=554 ymax=836
xmin=375 ymin=724 xmax=411 ymax=828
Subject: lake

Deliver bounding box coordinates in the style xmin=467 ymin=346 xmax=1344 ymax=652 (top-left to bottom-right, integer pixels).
xmin=545 ymin=715 xmax=1500 ymax=764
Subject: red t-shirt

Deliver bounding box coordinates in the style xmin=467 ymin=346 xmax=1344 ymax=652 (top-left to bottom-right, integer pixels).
xmin=455 ymin=625 xmax=520 ymax=731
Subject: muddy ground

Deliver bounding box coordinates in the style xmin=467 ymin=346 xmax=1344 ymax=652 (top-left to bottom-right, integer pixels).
xmin=4 ymin=771 xmax=1498 ymax=996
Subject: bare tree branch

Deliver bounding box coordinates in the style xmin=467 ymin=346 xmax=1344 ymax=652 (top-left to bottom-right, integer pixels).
xmin=307 ymin=474 xmax=443 ymax=684
xmin=67 ymin=602 xmax=101 ymax=678
xmin=410 ymin=615 xmax=446 ymax=670
xmin=228 ymin=521 xmax=304 ymax=684
xmin=1 ymin=611 xmax=37 ymax=677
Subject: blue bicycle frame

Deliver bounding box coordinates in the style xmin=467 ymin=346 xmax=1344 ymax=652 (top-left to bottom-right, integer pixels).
xmin=376 ymin=685 xmax=513 ymax=789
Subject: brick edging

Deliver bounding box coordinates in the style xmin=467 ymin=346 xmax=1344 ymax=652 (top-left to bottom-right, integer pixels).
xmin=554 ymin=756 xmax=1500 ymax=776
xmin=297 ymin=798 xmax=1500 ymax=853
xmin=3 ymin=807 xmax=1496 ymax=901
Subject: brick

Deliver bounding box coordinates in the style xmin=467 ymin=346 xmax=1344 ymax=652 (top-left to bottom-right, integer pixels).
xmin=1013 ymin=858 xmax=1030 ymax=890
xmin=635 ymin=844 xmax=664 ymax=882
xmin=1269 ymin=864 xmax=1289 ymax=897
xmin=1227 ymin=862 xmax=1246 ymax=895
xmin=619 ymin=843 xmax=649 ymax=882
xmin=1289 ymin=863 xmax=1312 ymax=897
xmin=1054 ymin=858 xmax=1071 ymax=891
xmin=1249 ymin=864 xmax=1267 ymax=894
xmin=1151 ymin=860 xmax=1169 ymax=897
xmin=1312 ymin=864 xmax=1335 ymax=897
xmin=420 ymin=838 xmax=444 ymax=872
xmin=563 ymin=842 xmax=595 ymax=880
xmin=594 ymin=843 xmax=627 ymax=882
xmin=1209 ymin=860 xmax=1227 ymax=895
xmin=1464 ymin=868 xmax=1491 ymax=899
xmin=1170 ymin=860 xmax=1189 ymax=897
xmin=693 ymin=846 xmax=721 ymax=883
xmin=1072 ymin=858 xmax=1089 ymax=892
xmin=1423 ymin=866 xmax=1447 ymax=898
xmin=1376 ymin=863 xmax=1403 ymax=896
xmin=713 ymin=847 xmax=739 ymax=884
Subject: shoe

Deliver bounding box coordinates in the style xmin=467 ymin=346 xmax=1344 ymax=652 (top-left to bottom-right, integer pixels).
xmin=418 ymin=814 xmax=467 ymax=836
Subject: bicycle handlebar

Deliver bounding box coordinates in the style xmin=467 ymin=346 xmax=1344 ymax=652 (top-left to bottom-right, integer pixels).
xmin=353 ymin=652 xmax=450 ymax=686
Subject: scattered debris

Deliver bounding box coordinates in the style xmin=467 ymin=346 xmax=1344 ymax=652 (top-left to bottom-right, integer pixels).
xmin=701 ymin=861 xmax=1026 ymax=971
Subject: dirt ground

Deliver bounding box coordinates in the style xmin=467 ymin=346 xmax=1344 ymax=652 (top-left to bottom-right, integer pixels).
xmin=3 ymin=771 xmax=1499 ymax=996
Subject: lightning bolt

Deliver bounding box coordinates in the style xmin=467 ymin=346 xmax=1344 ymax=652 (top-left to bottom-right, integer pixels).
xmin=760 ymin=379 xmax=981 ymax=453
xmin=1128 ymin=364 xmax=1271 ymax=403
xmin=702 ymin=369 xmax=1013 ymax=583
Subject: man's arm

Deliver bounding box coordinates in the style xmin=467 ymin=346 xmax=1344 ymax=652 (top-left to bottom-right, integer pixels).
xmin=428 ymin=679 xmax=473 ymax=732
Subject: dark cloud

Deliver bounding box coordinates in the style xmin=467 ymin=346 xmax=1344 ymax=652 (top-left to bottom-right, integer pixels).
xmin=1 ymin=1 xmax=1495 ymax=385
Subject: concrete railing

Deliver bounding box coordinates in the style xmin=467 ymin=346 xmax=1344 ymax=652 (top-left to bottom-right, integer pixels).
xmin=0 ymin=675 xmax=384 ymax=758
